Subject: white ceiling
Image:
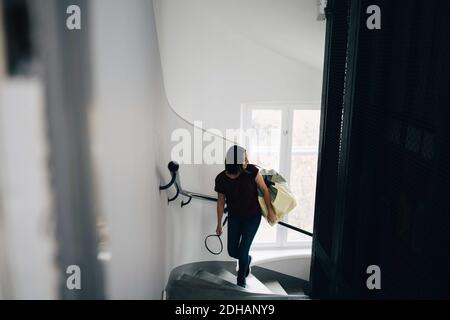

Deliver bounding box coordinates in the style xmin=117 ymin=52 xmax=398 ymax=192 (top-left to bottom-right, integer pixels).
xmin=197 ymin=0 xmax=326 ymax=70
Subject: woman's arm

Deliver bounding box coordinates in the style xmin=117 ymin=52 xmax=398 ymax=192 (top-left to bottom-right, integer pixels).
xmin=255 ymin=173 xmax=277 ymax=224
xmin=216 ymin=192 xmax=226 ymax=235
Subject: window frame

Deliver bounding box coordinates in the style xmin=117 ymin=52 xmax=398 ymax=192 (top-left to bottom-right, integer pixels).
xmin=241 ymin=102 xmax=320 ymax=250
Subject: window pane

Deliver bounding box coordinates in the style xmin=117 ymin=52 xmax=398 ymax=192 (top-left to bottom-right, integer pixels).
xmin=287 ymin=154 xmax=318 ymax=241
xmin=287 ymin=110 xmax=320 ymax=242
xmin=291 ymin=110 xmax=321 ymax=147
xmin=247 ymin=109 xmax=282 ymax=244
xmin=247 ymin=109 xmax=282 ymax=171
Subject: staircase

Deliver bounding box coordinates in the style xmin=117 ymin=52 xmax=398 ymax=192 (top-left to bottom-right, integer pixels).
xmin=165 ymin=261 xmax=310 ymax=300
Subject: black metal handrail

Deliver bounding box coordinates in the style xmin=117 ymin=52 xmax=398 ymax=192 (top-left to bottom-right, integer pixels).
xmin=160 ymin=161 xmax=313 ymax=237
xmin=278 ymin=221 xmax=313 ymax=237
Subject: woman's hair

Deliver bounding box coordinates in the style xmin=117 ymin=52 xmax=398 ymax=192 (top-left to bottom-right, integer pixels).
xmin=225 ymin=145 xmax=246 ymax=175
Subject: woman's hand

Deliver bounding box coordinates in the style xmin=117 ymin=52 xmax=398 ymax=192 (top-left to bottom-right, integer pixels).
xmin=216 ymin=224 xmax=223 ymax=236
xmin=267 ymin=208 xmax=277 ymax=224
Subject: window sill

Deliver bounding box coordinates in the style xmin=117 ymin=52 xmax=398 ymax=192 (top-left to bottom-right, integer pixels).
xmin=250 ymin=247 xmax=311 ymax=265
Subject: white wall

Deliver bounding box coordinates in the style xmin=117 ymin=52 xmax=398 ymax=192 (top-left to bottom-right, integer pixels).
xmin=90 ymin=0 xmax=169 ymax=299
xmin=160 ymin=111 xmax=235 ymax=275
xmin=0 ymin=78 xmax=58 ymax=299
xmin=154 ymin=0 xmax=325 ymax=132
xmin=89 ymin=0 xmax=230 ymax=299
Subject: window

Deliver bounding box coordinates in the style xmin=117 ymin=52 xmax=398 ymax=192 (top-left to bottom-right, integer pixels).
xmin=241 ymin=103 xmax=321 ymax=248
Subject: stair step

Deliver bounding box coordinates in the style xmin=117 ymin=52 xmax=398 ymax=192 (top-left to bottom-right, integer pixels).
xmin=168 ymin=283 xmax=307 ymax=300
xmin=214 ymin=269 xmax=239 ymax=285
xmin=194 ymin=270 xmax=247 ymax=291
xmin=169 ymin=274 xmax=291 ymax=300
xmin=167 ymin=274 xmax=309 ymax=300
xmin=165 ymin=261 xmax=311 ymax=300
xmin=250 ymin=266 xmax=309 ymax=295
xmin=213 ymin=269 xmax=272 ymax=294
xmin=168 ymin=280 xmax=252 ymax=300
xmin=246 ymin=274 xmax=273 ymax=294
xmin=263 ymin=280 xmax=288 ymax=295
xmin=178 ymin=274 xmax=229 ymax=290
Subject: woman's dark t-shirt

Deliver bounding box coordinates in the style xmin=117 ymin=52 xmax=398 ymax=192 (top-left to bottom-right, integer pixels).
xmin=214 ymin=164 xmax=262 ymax=217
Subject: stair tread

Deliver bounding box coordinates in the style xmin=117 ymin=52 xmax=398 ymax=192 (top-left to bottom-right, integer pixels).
xmin=168 ymin=274 xmax=309 ymax=300
xmin=263 ymin=280 xmax=288 ymax=295
xmin=194 ymin=270 xmax=247 ymax=291
xmin=214 ymin=269 xmax=272 ymax=294
xmin=250 ymin=266 xmax=309 ymax=295
xmin=169 ymin=283 xmax=308 ymax=300
xmin=176 ymin=274 xmax=259 ymax=294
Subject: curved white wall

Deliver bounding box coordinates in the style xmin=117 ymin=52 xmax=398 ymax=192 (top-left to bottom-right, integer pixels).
xmin=89 ymin=0 xmax=235 ymax=299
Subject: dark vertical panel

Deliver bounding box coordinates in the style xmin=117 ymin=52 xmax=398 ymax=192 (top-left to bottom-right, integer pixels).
xmin=313 ymin=0 xmax=450 ymax=299
xmin=338 ymin=0 xmax=396 ymax=298
xmin=329 ymin=0 xmax=362 ymax=298
xmin=310 ymin=0 xmax=350 ymax=298
xmin=2 ymin=0 xmax=32 ymax=75
xmin=422 ymin=0 xmax=450 ymax=298
xmin=334 ymin=0 xmax=450 ymax=298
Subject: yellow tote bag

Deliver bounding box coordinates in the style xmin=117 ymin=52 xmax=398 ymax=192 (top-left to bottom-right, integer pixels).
xmin=257 ymin=169 xmax=297 ymax=226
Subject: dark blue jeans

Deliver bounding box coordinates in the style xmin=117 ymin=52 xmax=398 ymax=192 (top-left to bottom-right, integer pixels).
xmin=227 ymin=213 xmax=261 ymax=283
